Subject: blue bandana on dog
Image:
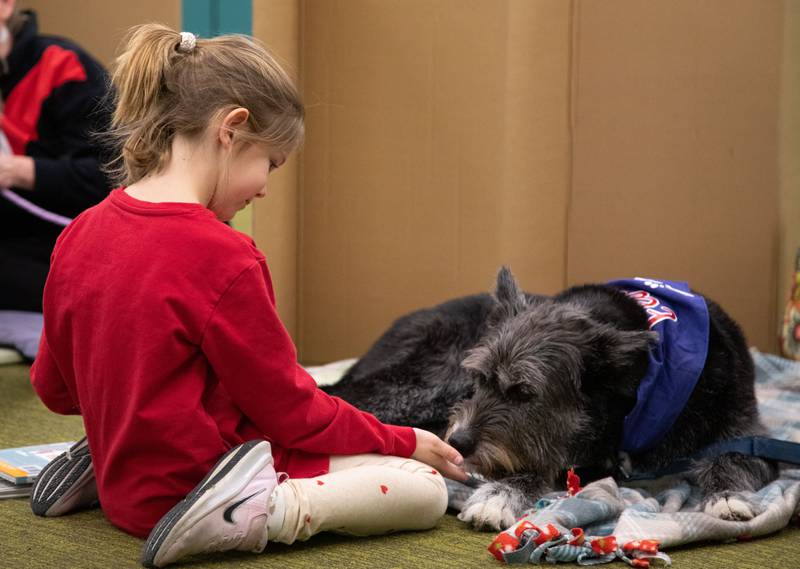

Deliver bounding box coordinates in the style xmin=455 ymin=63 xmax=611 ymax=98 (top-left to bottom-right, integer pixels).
xmin=608 ymin=278 xmax=710 ymax=454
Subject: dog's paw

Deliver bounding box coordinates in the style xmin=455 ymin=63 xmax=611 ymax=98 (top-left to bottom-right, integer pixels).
xmin=702 ymin=492 xmax=755 ymax=521
xmin=457 ymin=481 xmax=528 ymax=531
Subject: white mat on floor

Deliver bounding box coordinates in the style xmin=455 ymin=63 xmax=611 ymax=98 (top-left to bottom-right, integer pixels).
xmin=304 ymin=358 xmax=357 ymax=386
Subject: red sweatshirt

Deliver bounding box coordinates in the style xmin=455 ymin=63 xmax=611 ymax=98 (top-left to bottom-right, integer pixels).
xmin=31 ymin=188 xmax=416 ymax=538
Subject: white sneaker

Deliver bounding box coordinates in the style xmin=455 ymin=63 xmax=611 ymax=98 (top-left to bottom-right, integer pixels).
xmin=30 ymin=436 xmax=99 ymax=517
xmin=140 ymin=440 xmax=277 ymax=568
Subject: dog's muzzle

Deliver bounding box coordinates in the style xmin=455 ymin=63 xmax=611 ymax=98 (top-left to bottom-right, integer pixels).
xmin=447 ymin=429 xmax=477 ymax=458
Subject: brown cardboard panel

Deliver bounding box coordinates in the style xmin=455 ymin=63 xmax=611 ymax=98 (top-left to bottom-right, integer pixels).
xmin=300 ymin=0 xmax=572 ymax=363
xmin=778 ymin=0 xmax=800 ymax=342
xmin=19 ymin=0 xmax=180 ymax=67
xmin=252 ymin=0 xmax=301 ymax=339
xmin=568 ymin=0 xmax=783 ymax=351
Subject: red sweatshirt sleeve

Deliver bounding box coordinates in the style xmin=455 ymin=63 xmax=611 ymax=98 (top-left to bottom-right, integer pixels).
xmin=30 ymin=326 xmax=80 ymax=415
xmin=201 ymin=261 xmax=416 ymax=458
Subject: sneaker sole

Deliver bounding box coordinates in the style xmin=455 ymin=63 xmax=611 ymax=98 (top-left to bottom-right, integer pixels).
xmin=140 ymin=440 xmax=272 ymax=568
xmin=30 ymin=437 xmax=96 ymax=516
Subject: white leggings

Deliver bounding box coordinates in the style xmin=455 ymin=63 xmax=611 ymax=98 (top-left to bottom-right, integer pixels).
xmin=272 ymin=454 xmax=448 ymax=544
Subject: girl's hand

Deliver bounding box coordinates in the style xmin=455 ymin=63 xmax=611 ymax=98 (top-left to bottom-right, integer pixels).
xmin=411 ymin=428 xmax=468 ymax=482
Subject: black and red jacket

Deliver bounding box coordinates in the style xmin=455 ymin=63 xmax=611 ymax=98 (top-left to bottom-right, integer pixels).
xmin=1 ymin=10 xmax=112 ymax=225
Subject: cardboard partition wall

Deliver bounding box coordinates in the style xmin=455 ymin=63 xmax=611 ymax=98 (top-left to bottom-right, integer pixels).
xmin=299 ymin=0 xmax=573 ymax=363
xmin=567 ymin=0 xmax=784 ymax=353
xmin=252 ymin=0 xmax=303 ymax=338
xmin=19 ymin=0 xmax=180 ymax=67
xmin=779 ymin=0 xmax=800 ymax=345
xmin=25 ymin=0 xmax=792 ymax=362
xmin=297 ymin=0 xmax=786 ymax=363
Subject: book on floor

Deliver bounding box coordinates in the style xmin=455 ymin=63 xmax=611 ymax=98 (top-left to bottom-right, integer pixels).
xmin=0 ymin=441 xmax=74 ymax=485
xmin=0 ymin=477 xmax=32 ymax=499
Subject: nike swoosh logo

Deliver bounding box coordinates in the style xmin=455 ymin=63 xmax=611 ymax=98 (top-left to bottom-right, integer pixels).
xmin=223 ymin=488 xmax=268 ymax=524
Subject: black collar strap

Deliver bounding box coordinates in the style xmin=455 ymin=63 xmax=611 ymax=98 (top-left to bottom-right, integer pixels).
xmin=619 ymin=436 xmax=800 ymax=482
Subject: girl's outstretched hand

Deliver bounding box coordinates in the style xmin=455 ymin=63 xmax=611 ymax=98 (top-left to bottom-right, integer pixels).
xmin=411 ymin=428 xmax=468 ymax=482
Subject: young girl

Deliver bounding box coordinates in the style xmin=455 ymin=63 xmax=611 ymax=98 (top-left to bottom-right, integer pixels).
xmin=29 ymin=24 xmax=465 ymax=568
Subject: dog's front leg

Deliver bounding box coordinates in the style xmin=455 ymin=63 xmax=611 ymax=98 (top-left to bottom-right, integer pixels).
xmin=457 ymin=475 xmax=548 ymax=531
xmin=693 ymin=453 xmax=779 ymax=521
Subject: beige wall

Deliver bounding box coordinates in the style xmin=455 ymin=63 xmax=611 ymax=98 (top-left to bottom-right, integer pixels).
xmin=251 ymin=0 xmax=301 ymax=338
xmin=567 ymin=0 xmax=783 ymax=352
xmin=298 ymin=0 xmax=573 ymax=363
xmin=19 ymin=0 xmax=180 ymax=67
xmin=23 ymin=1 xmax=794 ymax=361
xmin=779 ymin=0 xmax=800 ymax=346
xmin=296 ymin=0 xmax=787 ymax=362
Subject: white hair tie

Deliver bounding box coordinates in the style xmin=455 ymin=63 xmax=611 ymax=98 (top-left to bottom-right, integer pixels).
xmin=177 ymin=31 xmax=197 ymax=53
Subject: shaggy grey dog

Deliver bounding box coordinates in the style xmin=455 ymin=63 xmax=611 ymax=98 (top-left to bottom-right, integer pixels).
xmin=324 ymin=268 xmax=777 ymax=531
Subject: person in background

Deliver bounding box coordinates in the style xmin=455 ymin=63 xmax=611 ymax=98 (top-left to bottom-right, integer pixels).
xmin=0 ymin=1 xmax=112 ymax=312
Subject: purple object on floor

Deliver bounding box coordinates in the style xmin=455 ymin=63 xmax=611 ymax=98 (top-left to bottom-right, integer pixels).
xmin=0 ymin=310 xmax=43 ymax=359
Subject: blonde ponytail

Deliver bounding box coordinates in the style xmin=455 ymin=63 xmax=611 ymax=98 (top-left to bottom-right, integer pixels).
xmin=106 ymin=23 xmax=303 ymax=185
xmin=112 ymin=24 xmax=180 ymax=127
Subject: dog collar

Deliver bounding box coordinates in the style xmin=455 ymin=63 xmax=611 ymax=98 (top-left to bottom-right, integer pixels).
xmin=608 ymin=278 xmax=710 ymax=454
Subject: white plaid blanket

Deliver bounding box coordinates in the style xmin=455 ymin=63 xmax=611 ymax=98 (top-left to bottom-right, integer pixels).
xmin=472 ymin=349 xmax=800 ymax=564
xmin=752 ymin=349 xmax=800 ymax=443
xmin=487 ymin=471 xmax=800 ymax=565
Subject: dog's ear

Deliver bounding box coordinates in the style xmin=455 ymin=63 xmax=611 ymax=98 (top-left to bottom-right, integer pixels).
xmin=594 ymin=325 xmax=658 ymax=366
xmin=545 ymin=306 xmax=656 ymax=392
xmin=491 ymin=266 xmax=529 ymax=321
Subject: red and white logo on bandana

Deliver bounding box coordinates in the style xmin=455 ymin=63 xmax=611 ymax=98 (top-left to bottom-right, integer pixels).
xmin=625 ymin=289 xmax=678 ymax=328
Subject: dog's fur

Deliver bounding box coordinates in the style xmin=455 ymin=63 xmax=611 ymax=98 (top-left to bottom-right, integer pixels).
xmin=324 ymin=268 xmax=777 ymax=530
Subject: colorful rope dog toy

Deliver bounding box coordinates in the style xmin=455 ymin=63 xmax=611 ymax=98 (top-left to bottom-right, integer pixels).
xmin=487 ymin=469 xmax=671 ymax=567
xmin=488 ymin=520 xmax=670 ymax=567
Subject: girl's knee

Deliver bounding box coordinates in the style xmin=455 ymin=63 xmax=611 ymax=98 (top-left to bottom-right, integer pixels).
xmin=412 ymin=469 xmax=449 ymax=527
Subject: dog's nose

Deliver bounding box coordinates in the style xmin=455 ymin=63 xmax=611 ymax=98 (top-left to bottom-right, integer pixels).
xmin=447 ymin=429 xmax=476 ymax=457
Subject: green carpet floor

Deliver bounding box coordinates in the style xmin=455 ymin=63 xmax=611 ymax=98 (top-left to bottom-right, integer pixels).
xmin=2 ymin=363 xmax=798 ymax=568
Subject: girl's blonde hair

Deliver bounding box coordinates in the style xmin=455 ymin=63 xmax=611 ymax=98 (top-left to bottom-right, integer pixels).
xmin=108 ymin=23 xmax=304 ymax=185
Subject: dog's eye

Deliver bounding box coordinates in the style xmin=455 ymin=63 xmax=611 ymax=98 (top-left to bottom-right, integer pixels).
xmin=466 ymin=368 xmax=489 ymax=386
xmin=504 ymin=383 xmax=535 ymax=401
